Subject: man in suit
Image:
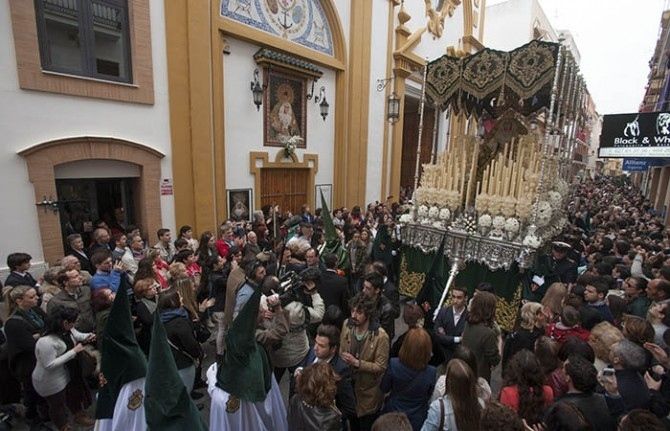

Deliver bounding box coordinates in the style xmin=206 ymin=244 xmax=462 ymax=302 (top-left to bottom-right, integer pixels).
xmin=295 ymin=324 xmax=356 ymax=422
xmin=318 ymin=253 xmax=350 ymax=315
xmin=89 ymin=227 xmax=114 ymax=255
xmin=434 ymin=285 xmax=468 ymax=362
xmin=67 ymin=233 xmax=93 ymax=275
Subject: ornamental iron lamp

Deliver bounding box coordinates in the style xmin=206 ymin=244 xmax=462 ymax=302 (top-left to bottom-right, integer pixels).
xmin=387 ymin=91 xmax=400 ymax=124
xmin=250 ymin=68 xmax=264 ymax=111
xmin=36 ymin=195 xmax=59 ymax=214
xmin=314 ymin=86 xmax=329 ymax=121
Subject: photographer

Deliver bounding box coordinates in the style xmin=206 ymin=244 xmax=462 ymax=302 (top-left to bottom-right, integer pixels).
xmin=255 ymin=291 xmax=289 ymax=355
xmin=233 ymin=259 xmax=267 ymax=321
xmin=270 ymin=267 xmax=325 ymax=382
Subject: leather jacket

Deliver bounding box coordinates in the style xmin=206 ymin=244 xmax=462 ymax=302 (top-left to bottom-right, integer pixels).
xmin=288 ymin=394 xmax=342 ymax=431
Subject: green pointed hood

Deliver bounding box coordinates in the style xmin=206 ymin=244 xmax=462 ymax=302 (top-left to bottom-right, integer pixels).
xmin=371 ymin=222 xmax=393 ymax=266
xmin=145 ymin=311 xmax=207 ymax=430
xmin=318 ymin=191 xmax=349 ymax=269
xmin=319 ymin=191 xmax=337 ymax=243
xmin=216 ymin=287 xmax=272 ymax=402
xmin=95 ymin=290 xmax=147 ymax=419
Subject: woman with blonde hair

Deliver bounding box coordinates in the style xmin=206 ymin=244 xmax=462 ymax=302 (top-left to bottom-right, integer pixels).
xmin=502 ymin=302 xmax=545 ymax=369
xmin=168 ymin=261 xmax=189 ymax=282
xmin=3 ymin=285 xmax=46 ymax=424
xmin=171 ymin=276 xmax=211 ymax=322
xmin=381 ymin=327 xmax=436 ymax=430
xmin=588 ymin=321 xmax=624 ymax=372
xmin=288 ymin=361 xmax=341 ymax=431
xmin=541 ymin=282 xmax=567 ymax=323
xmin=421 ymin=359 xmax=483 ymax=431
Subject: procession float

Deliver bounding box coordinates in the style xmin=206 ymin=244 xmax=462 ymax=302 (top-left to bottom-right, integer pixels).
xmin=398 ymin=40 xmax=586 ymax=328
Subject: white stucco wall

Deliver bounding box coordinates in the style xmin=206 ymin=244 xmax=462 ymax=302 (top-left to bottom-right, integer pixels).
xmin=0 ymin=1 xmax=174 ymax=271
xmin=365 ymin=1 xmax=391 ymax=204
xmin=223 ymin=37 xmax=336 ymax=208
xmin=333 ymin=0 xmax=350 ymax=49
xmin=484 ymin=0 xmax=533 ymax=49
xmin=484 ymin=0 xmax=559 ymax=49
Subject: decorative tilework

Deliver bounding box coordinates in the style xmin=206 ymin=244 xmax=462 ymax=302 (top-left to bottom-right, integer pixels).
xmin=221 ymin=0 xmax=334 ymax=56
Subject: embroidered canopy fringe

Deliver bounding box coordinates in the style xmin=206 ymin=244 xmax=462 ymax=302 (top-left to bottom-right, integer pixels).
xmin=425 ymin=40 xmax=560 ymax=117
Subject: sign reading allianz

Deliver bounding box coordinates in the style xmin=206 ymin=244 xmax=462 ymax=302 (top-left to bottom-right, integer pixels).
xmin=599 ymin=112 xmax=670 ymax=158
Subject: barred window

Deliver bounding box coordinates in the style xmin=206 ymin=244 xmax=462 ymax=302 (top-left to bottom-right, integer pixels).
xmin=34 ymin=0 xmax=132 ymax=82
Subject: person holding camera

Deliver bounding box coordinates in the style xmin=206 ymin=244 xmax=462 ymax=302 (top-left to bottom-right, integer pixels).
xmin=270 ymin=267 xmax=325 ymax=382
xmin=233 ymin=259 xmax=268 ymax=320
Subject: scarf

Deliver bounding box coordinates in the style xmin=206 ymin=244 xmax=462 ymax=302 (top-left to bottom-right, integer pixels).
xmin=160 ymin=307 xmax=189 ymax=323
xmin=17 ymin=308 xmax=44 ymax=330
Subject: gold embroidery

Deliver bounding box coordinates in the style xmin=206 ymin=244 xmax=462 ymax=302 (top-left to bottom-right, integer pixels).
xmin=127 ymin=389 xmax=143 ymax=411
xmin=226 ymin=395 xmax=240 ymax=413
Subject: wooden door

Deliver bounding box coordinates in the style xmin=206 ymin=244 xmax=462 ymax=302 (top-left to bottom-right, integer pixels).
xmin=260 ymin=168 xmax=309 ymax=215
xmin=401 ymin=103 xmax=435 ymax=190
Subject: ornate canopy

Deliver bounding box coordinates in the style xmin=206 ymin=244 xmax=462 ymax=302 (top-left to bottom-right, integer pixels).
xmin=425 ymin=40 xmax=560 ymax=116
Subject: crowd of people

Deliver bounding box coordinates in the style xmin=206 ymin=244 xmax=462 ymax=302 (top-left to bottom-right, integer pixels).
xmin=1 ymin=177 xmax=670 ymax=430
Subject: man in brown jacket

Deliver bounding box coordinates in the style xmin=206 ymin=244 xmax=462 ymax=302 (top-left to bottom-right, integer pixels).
xmin=340 ymin=293 xmax=389 ymax=430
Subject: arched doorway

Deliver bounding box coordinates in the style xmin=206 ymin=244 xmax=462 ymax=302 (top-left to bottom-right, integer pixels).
xmin=19 ymin=137 xmax=164 ymax=265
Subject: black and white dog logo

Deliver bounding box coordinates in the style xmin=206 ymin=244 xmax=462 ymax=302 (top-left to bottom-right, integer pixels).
xmin=624 ymin=115 xmax=640 ymax=137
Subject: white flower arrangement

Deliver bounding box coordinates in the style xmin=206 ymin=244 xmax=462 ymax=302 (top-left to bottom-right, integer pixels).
xmin=446 ymin=191 xmax=461 ymax=210
xmin=522 ymin=233 xmax=541 ymax=248
xmin=428 ymin=206 xmax=440 ymax=219
xmin=478 ymin=214 xmax=492 ymax=227
xmin=282 ymin=135 xmax=303 ymax=158
xmin=439 ymin=208 xmax=451 ymax=221
xmin=533 ymin=200 xmax=553 ymax=227
xmin=417 ymin=205 xmax=429 ymax=218
xmin=492 ymin=216 xmax=506 ymax=230
xmin=515 ymin=197 xmax=533 ymax=220
xmin=554 ymin=179 xmax=569 ymax=196
xmin=501 ymin=196 xmax=517 ymax=218
xmin=488 ymin=197 xmax=502 ymax=215
xmin=475 ymin=193 xmax=490 ymax=213
xmin=504 ymin=217 xmax=520 ymax=233
xmin=399 ymin=213 xmax=413 ymax=224
xmin=547 ymin=191 xmax=562 ymax=210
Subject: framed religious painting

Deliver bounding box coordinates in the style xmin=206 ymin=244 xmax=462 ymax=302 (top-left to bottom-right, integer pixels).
xmin=227 ymin=188 xmax=253 ymax=222
xmin=264 ymin=68 xmax=307 ymax=148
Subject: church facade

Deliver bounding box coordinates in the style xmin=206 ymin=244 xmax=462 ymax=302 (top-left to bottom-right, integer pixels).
xmin=165 ymin=0 xmax=487 ymax=234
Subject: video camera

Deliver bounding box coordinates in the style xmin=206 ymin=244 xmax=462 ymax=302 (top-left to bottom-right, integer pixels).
xmin=275 ymin=268 xmax=320 ymax=308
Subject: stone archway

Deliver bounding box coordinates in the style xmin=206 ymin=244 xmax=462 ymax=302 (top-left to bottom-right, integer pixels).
xmin=19 ymin=136 xmax=164 ymax=265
